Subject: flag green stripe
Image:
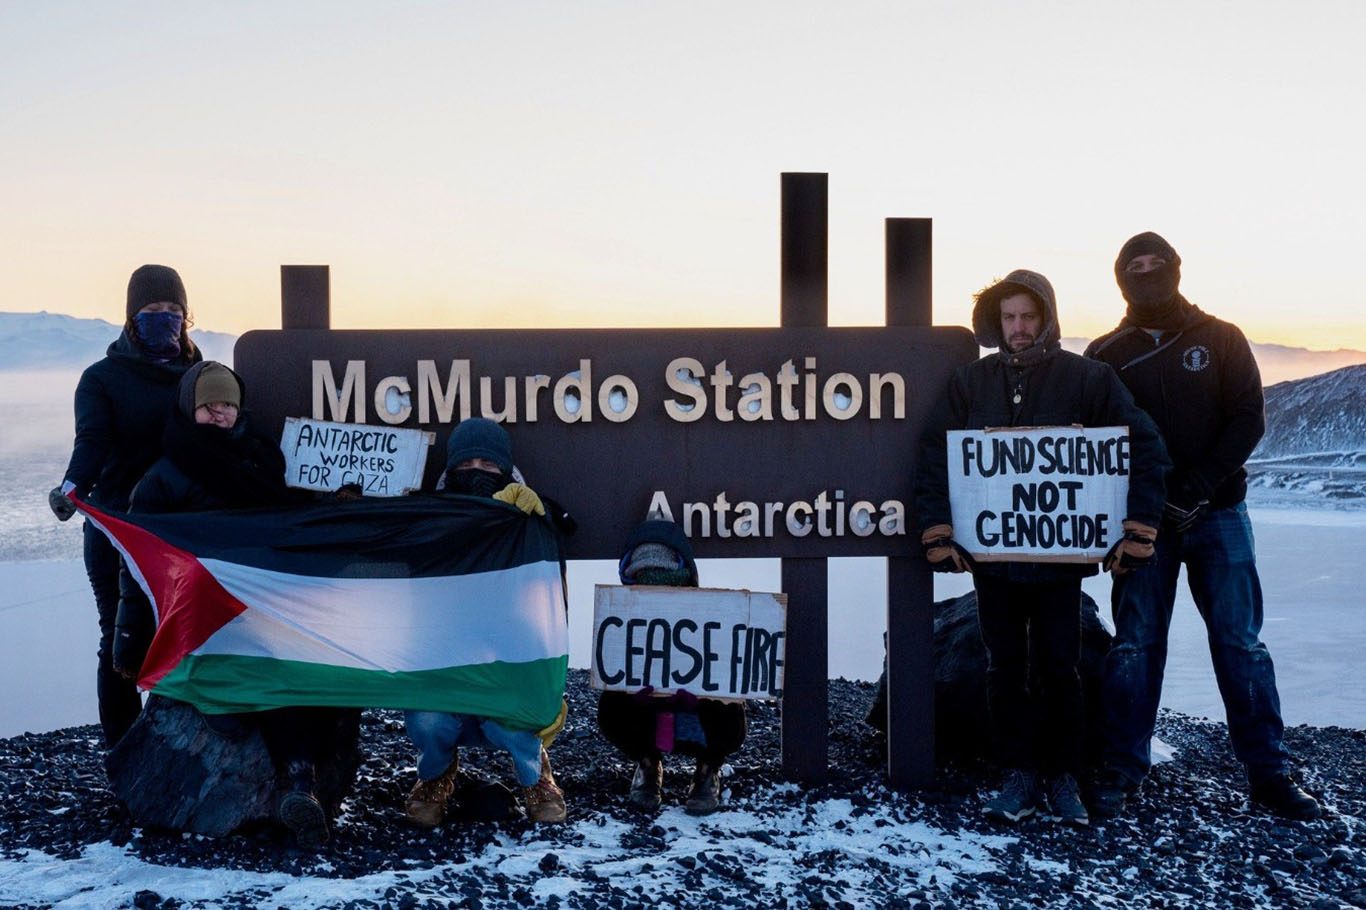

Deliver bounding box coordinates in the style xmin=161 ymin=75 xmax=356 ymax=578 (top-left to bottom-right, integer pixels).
xmin=151 ymin=653 xmax=568 ymax=730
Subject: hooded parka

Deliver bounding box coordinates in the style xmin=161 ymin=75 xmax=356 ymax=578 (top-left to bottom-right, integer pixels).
xmin=915 ymin=269 xmax=1170 ymax=582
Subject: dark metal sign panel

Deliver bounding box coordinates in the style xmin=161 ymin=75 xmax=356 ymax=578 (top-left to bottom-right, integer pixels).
xmin=235 ymin=326 xmax=977 ymax=559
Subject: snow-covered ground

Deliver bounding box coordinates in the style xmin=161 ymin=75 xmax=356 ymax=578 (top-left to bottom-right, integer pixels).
xmin=0 ymin=793 xmax=1014 ymax=909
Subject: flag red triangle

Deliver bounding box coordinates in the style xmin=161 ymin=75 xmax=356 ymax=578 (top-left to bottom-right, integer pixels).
xmin=74 ymin=496 xmax=248 ymax=689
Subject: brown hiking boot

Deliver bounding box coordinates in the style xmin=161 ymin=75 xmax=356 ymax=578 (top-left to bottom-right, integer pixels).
xmin=685 ymin=763 xmax=721 ymax=816
xmin=628 ymin=756 xmax=663 ymax=812
xmin=404 ymin=755 xmax=458 ymax=828
xmin=524 ymin=748 xmax=567 ymax=823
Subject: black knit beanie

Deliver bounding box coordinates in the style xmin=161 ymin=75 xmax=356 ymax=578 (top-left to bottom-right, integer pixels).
xmin=126 ymin=265 xmax=187 ymax=319
xmin=444 ymin=418 xmax=514 ymax=474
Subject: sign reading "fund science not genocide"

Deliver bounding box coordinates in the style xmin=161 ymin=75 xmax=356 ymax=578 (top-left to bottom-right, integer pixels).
xmin=947 ymin=426 xmax=1130 ymax=563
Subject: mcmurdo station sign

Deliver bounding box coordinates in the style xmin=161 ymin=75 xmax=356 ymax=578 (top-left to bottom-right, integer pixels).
xmin=235 ymin=174 xmax=977 ymax=789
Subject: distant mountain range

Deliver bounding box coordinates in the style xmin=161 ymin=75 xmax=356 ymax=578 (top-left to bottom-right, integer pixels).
xmin=0 ymin=312 xmax=237 ymax=369
xmin=1 ymin=312 xmax=1362 ymax=387
xmin=1059 ymin=337 xmax=1366 ymax=386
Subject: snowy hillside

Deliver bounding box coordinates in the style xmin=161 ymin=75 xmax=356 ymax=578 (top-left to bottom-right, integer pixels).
xmin=1246 ymin=364 xmax=1366 ymax=505
xmin=1256 ymin=364 xmax=1366 ymax=458
xmin=0 ymin=312 xmax=237 ymax=369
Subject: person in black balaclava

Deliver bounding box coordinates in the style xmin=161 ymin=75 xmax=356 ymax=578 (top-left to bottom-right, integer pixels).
xmin=1086 ymin=233 xmax=1321 ymax=821
xmin=402 ymin=418 xmax=572 ymax=828
xmin=1112 ymin=232 xmax=1186 ymax=329
xmin=596 ymin=519 xmax=748 ymax=816
xmin=48 ymin=264 xmax=202 ymax=746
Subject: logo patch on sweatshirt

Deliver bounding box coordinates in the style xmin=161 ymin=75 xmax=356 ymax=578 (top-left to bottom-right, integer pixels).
xmin=1182 ymin=345 xmax=1212 ymax=372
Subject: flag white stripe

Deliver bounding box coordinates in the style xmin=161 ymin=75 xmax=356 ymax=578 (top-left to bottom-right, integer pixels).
xmin=194 ymin=557 xmax=567 ymax=672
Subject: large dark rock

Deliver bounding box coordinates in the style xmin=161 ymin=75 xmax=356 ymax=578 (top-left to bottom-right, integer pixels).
xmin=869 ymin=590 xmax=1112 ymax=767
xmin=105 ymin=696 xmax=362 ymax=836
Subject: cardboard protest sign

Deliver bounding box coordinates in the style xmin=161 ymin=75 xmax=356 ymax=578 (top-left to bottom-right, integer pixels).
xmin=590 ymin=585 xmax=788 ymax=700
xmin=280 ymin=417 xmax=434 ymax=497
xmin=947 ymin=425 xmax=1130 ymax=563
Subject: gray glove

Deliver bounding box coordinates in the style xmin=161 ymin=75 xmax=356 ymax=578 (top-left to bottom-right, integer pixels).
xmin=48 ymin=486 xmax=77 ymax=521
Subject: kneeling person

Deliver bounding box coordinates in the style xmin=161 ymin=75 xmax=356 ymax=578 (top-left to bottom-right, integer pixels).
xmin=403 ymin=418 xmax=569 ymax=826
xmin=597 ymin=519 xmax=748 ymax=816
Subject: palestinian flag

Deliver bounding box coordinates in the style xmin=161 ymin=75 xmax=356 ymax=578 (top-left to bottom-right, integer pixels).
xmin=75 ymin=494 xmax=568 ymax=731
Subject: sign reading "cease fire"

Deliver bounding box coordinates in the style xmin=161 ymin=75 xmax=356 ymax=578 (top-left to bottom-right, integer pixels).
xmin=590 ymin=585 xmax=787 ymax=701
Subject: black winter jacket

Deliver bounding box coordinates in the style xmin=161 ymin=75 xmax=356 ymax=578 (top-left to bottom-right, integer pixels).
xmin=915 ymin=350 xmax=1170 ymax=582
xmin=1084 ymin=301 xmax=1262 ymax=509
xmin=63 ymin=330 xmax=201 ymax=510
xmin=916 ymin=269 xmax=1169 ymax=583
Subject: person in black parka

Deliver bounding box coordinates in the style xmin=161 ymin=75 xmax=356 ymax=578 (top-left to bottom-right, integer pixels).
xmin=914 ymin=269 xmax=1169 ymax=827
xmin=1085 ymin=232 xmax=1321 ymax=821
xmin=114 ymin=361 xmax=351 ymax=847
xmin=597 ymin=519 xmax=748 ymax=816
xmin=49 ymin=265 xmax=202 ymax=746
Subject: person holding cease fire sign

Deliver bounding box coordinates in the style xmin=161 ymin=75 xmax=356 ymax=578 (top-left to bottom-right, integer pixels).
xmin=914 ymin=269 xmax=1169 ymax=827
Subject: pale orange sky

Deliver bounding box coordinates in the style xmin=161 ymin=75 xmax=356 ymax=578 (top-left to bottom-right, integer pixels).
xmin=3 ymin=1 xmax=1364 ymax=349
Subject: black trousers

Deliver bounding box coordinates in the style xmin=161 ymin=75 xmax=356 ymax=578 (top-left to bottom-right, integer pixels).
xmin=85 ymin=521 xmax=142 ymax=746
xmin=597 ymin=692 xmax=747 ymax=768
xmin=254 ymin=706 xmax=359 ymax=783
xmin=974 ymin=575 xmax=1084 ymax=777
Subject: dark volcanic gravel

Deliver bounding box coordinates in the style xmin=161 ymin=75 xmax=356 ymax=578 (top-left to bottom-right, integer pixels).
xmin=1 ymin=671 xmax=1363 ymax=909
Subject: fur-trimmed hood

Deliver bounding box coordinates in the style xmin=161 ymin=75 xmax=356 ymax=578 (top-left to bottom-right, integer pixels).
xmin=970 ymin=269 xmax=1061 ymax=367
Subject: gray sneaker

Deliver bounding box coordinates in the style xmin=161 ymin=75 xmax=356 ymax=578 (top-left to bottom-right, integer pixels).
xmin=982 ymin=769 xmax=1040 ymax=823
xmin=1046 ymin=773 xmax=1090 ymax=827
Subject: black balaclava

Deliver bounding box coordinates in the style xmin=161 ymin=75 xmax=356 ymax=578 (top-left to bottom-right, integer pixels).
xmin=444 ymin=417 xmax=514 ymax=497
xmin=126 ymin=264 xmax=189 ymax=360
xmin=1115 ymin=232 xmax=1185 ymax=328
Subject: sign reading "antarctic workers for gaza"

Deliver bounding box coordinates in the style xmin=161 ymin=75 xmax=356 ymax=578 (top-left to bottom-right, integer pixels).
xmin=233 ymin=326 xmax=979 ymax=559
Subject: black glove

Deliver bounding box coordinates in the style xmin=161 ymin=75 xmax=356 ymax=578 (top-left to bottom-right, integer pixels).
xmin=1162 ymin=479 xmax=1209 ymax=533
xmin=331 ymin=482 xmax=364 ymax=501
xmin=1162 ymin=500 xmax=1206 ymax=533
xmin=48 ymin=486 xmax=77 ymax=521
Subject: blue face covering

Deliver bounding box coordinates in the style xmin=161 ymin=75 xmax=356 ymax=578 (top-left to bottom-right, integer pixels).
xmin=134 ymin=311 xmax=184 ymax=360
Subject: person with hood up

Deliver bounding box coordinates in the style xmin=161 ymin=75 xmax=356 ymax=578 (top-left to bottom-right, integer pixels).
xmin=1085 ymin=233 xmax=1321 ymax=820
xmin=915 ymin=269 xmax=1169 ymax=827
xmin=402 ymin=418 xmax=571 ymax=827
xmin=113 ymin=361 xmax=352 ymax=848
xmin=597 ymin=519 xmax=748 ymax=816
xmin=48 ymin=265 xmax=203 ymax=746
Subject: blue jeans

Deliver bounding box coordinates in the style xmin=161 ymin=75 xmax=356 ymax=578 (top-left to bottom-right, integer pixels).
xmin=404 ymin=711 xmax=544 ymax=787
xmin=1102 ymin=503 xmax=1288 ymax=785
